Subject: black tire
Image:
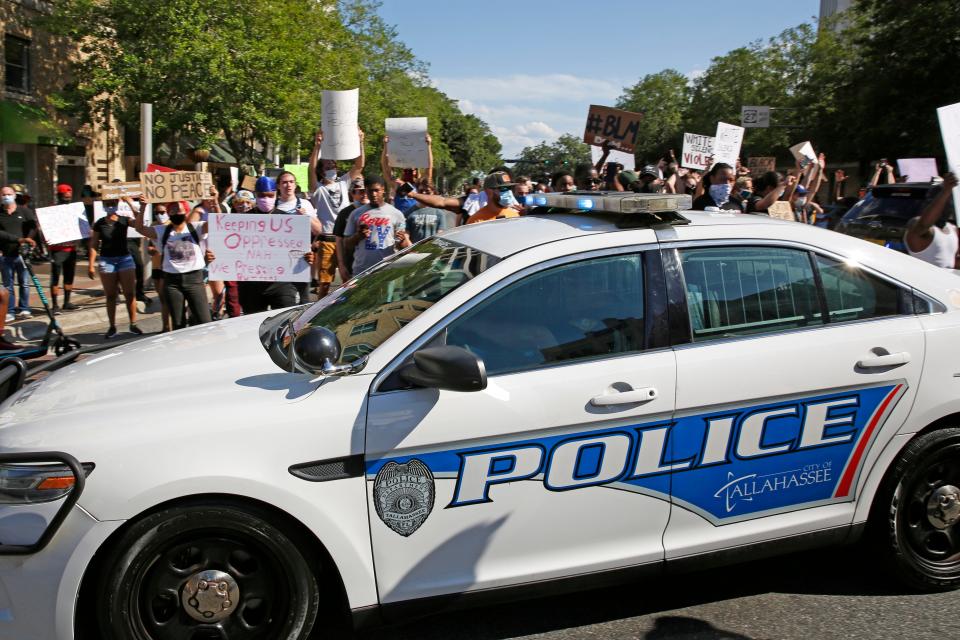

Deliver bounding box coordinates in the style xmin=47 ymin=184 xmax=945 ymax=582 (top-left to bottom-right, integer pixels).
xmin=97 ymin=503 xmax=320 ymax=640
xmin=878 ymin=427 xmax=960 ymax=591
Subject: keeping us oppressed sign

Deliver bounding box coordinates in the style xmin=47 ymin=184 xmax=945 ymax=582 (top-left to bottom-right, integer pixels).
xmin=207 ymin=213 xmax=312 ymax=282
xmin=141 ymin=171 xmax=212 ymax=203
xmin=583 ymin=105 xmax=643 ymax=153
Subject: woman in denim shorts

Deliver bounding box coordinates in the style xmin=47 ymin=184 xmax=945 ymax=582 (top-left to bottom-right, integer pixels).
xmin=88 ymin=197 xmax=142 ymax=339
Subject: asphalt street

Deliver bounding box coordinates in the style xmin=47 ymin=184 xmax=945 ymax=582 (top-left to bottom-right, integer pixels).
xmin=359 ymin=545 xmax=958 ymax=640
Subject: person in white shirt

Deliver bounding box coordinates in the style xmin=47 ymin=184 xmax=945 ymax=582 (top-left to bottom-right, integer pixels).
xmin=307 ymin=128 xmax=365 ymax=297
xmin=905 ymin=172 xmax=959 ymax=269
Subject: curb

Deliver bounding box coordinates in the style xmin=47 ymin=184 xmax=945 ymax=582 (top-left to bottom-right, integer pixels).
xmin=9 ymin=299 xmax=153 ymax=340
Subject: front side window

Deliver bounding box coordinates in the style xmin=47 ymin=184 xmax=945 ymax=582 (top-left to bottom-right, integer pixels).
xmin=816 ymin=255 xmax=901 ymax=322
xmin=4 ymin=35 xmax=30 ymax=93
xmin=445 ymin=254 xmax=645 ymax=376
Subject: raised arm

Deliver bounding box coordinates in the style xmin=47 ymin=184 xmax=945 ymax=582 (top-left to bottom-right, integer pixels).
xmin=424 ymin=133 xmax=434 ymax=186
xmin=132 ymin=197 xmax=158 ymax=239
xmin=833 ymin=169 xmax=846 ymax=203
xmin=593 ymin=140 xmax=612 ymax=173
xmin=408 ymin=189 xmax=462 ymax=214
xmin=908 ymin=172 xmax=958 ymax=238
xmin=807 ymin=153 xmax=826 ymax=199
xmin=308 ymin=130 xmax=322 ymax=193
xmin=381 ymin=136 xmax=394 ymax=201
xmin=349 ymin=127 xmax=365 ymax=181
xmin=869 ymin=162 xmax=883 ymax=187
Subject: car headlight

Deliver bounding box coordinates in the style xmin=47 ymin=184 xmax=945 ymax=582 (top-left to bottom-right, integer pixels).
xmin=0 ymin=462 xmax=94 ymax=504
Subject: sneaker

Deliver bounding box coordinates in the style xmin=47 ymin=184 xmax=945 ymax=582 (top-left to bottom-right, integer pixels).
xmin=62 ymin=302 xmax=79 ymax=311
xmin=16 ymin=310 xmax=31 ymax=319
xmin=4 ymin=314 xmax=13 ymax=323
xmin=0 ymin=339 xmax=22 ymax=351
xmin=52 ymin=304 xmax=61 ymax=316
xmin=104 ymin=326 xmax=118 ymax=339
xmin=136 ymin=294 xmax=151 ymax=304
xmin=128 ymin=324 xmax=143 ymax=335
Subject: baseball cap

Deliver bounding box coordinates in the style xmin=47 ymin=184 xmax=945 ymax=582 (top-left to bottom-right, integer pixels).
xmin=350 ymin=177 xmax=365 ymax=190
xmin=234 ymin=189 xmax=255 ymax=203
xmin=57 ymin=184 xmax=73 ymax=195
xmin=254 ymin=176 xmax=277 ymax=193
xmin=10 ymin=184 xmax=28 ymax=197
xmin=795 ymin=185 xmax=808 ymax=195
xmin=640 ymin=165 xmax=660 ymax=179
xmin=618 ymin=170 xmax=639 ymax=187
xmin=482 ymin=171 xmax=515 ymax=190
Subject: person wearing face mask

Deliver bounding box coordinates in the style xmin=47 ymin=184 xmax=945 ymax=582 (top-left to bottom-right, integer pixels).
xmin=332 ymin=178 xmax=367 ymax=282
xmin=89 ymin=197 xmax=141 ymax=338
xmin=0 ymin=185 xmax=37 ymax=323
xmin=307 ymin=128 xmax=365 ymax=298
xmin=790 ymin=185 xmax=821 ymax=224
xmin=693 ymin=163 xmax=743 ymax=211
xmin=146 ymin=202 xmax=172 ymax=332
xmin=344 ymin=176 xmax=411 ymax=274
xmin=466 ymin=172 xmax=523 ymax=224
xmin=47 ymin=184 xmax=80 ymax=314
xmin=904 ymin=172 xmax=960 ymax=269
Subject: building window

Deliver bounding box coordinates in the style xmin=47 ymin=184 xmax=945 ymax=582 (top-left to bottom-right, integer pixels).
xmin=349 ymin=320 xmax=378 ymax=336
xmin=4 ymin=35 xmax=31 ymax=93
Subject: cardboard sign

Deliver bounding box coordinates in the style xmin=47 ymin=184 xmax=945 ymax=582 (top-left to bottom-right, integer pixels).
xmin=240 ymin=175 xmax=258 ymax=191
xmin=897 ymin=158 xmax=938 ymax=183
xmin=747 ymin=157 xmax=777 ymax=175
xmin=386 ymin=117 xmax=429 ymax=168
xmin=741 ymin=106 xmax=770 ymax=128
xmin=938 ymin=102 xmax=960 ymax=215
xmin=789 ymin=141 xmax=817 ymax=169
xmin=141 ymin=171 xmax=211 ymax=203
xmin=35 ymin=202 xmax=90 ymax=245
xmin=583 ymin=105 xmax=643 ymax=153
xmin=321 ymin=89 xmax=361 ymax=160
xmin=93 ymin=200 xmax=143 ymax=238
xmin=590 ymin=145 xmax=635 ymax=171
xmin=207 ymin=213 xmax=312 ymax=282
xmin=99 ymin=181 xmax=144 ymax=200
xmin=713 ymin=122 xmax=745 ymax=168
xmin=767 ymin=200 xmax=795 ymax=221
xmin=681 ymin=133 xmax=715 ymax=170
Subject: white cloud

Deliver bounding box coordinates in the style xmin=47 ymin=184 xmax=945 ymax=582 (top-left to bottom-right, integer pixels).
xmin=686 ymin=69 xmax=705 ymax=85
xmin=434 ymin=73 xmax=621 ymax=105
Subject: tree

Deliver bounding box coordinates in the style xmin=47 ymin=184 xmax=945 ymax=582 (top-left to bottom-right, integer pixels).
xmin=616 ymin=70 xmax=690 ymax=164
xmin=512 ymin=134 xmax=591 ymax=183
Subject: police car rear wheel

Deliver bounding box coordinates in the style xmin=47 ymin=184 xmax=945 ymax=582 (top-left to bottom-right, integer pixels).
xmin=885 ymin=428 xmax=960 ymax=591
xmin=97 ymin=504 xmax=320 ymax=640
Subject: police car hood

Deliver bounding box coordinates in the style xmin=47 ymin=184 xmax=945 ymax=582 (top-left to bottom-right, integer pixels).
xmin=0 ymin=312 xmax=328 ymax=453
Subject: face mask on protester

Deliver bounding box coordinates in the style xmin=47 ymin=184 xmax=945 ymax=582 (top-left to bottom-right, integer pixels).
xmin=796 ymin=197 xmax=807 ymax=207
xmin=168 ymin=213 xmax=186 ymax=225
xmin=498 ymin=189 xmax=517 ymax=207
xmin=103 ymin=205 xmax=119 ymax=215
xmin=256 ymin=196 xmax=275 ymax=212
xmin=324 ymin=169 xmax=337 ymax=181
xmin=0 ymin=195 xmax=14 ymax=206
xmin=740 ymin=190 xmax=752 ymax=200
xmin=57 ymin=195 xmax=71 ymax=204
xmin=155 ymin=211 xmax=170 ymax=224
xmin=709 ymin=183 xmax=732 ymax=204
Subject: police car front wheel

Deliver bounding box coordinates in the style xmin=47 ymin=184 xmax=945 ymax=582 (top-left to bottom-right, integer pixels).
xmin=96 ymin=503 xmax=320 ymax=640
xmin=883 ymin=427 xmax=960 ymax=591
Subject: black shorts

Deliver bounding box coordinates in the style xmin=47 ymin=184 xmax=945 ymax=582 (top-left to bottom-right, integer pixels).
xmin=50 ymin=250 xmax=77 ymax=286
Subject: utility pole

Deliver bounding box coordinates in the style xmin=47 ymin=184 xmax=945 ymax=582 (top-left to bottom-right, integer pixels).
xmin=140 ymin=103 xmax=153 ymax=284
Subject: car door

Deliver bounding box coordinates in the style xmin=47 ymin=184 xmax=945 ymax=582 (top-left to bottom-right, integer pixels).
xmin=364 ymin=246 xmax=677 ymax=604
xmin=661 ymin=241 xmax=925 ymax=558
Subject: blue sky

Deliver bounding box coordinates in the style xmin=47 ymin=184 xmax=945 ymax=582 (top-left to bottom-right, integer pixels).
xmin=378 ymin=1 xmax=822 ymax=157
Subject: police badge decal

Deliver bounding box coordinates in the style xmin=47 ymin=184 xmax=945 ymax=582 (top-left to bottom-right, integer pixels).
xmin=373 ymin=459 xmax=435 ymax=537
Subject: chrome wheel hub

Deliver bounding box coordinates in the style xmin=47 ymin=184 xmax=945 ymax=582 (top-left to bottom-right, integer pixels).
xmin=181 ymin=569 xmax=240 ymax=622
xmin=927 ymin=484 xmax=960 ymax=530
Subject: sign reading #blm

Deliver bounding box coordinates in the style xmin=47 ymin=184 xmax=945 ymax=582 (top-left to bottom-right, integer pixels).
xmin=207 ymin=213 xmax=312 ymax=282
xmin=583 ymin=105 xmax=643 ymax=153
xmin=141 ymin=171 xmax=212 ymax=203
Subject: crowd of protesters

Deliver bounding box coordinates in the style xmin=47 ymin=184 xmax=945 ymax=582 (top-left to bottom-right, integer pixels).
xmin=0 ymin=129 xmax=956 ymax=349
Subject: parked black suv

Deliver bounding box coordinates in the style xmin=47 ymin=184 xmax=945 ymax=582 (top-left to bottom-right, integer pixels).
xmin=835 ymin=181 xmax=940 ymax=252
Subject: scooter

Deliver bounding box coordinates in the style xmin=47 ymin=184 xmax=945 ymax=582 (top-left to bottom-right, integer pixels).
xmin=0 ymin=243 xmax=81 ymax=362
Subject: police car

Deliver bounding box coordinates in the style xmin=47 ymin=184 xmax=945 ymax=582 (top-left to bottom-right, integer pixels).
xmin=3 ymin=191 xmax=960 ymax=639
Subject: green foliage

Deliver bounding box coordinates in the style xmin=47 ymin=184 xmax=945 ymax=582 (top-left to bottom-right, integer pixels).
xmin=616 ymin=70 xmax=690 ymax=164
xmin=512 ymin=134 xmax=591 ymax=183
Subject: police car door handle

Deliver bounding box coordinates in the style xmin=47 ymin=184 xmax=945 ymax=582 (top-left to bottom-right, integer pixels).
xmin=857 ymin=352 xmax=911 ymax=368
xmin=591 ymin=387 xmax=658 ymax=406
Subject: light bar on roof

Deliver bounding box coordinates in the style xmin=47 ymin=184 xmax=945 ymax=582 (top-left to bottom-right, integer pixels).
xmin=529 ymin=192 xmax=692 ymax=214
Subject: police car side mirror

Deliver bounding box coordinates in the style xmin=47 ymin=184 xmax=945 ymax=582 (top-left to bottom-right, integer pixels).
xmin=399 ymin=346 xmax=487 ymax=392
xmin=294 ymin=326 xmax=341 ymax=372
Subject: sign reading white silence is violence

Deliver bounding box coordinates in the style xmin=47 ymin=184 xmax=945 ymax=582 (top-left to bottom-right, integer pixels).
xmin=206 ymin=213 xmax=312 ymax=282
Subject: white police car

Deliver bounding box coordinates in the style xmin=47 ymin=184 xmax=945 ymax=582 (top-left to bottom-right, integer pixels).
xmin=3 ymin=191 xmax=960 ymax=639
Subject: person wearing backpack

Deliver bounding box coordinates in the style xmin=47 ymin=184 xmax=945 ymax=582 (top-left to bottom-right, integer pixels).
xmin=133 ymin=200 xmax=211 ymax=329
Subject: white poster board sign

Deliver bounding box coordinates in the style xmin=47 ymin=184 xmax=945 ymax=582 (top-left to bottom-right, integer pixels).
xmin=713 ymin=122 xmax=745 ymax=168
xmin=681 ymin=132 xmax=715 ymax=170
xmin=321 ymin=89 xmax=360 ymax=160
xmin=207 ymin=213 xmax=312 ymax=282
xmin=590 ymin=145 xmax=635 ymax=171
xmin=896 ymin=158 xmax=938 ymax=183
xmin=938 ymin=102 xmax=960 ymax=214
xmin=789 ymin=141 xmax=817 ymax=169
xmin=93 ymin=201 xmax=143 ymax=238
xmin=35 ymin=202 xmax=89 ymax=245
xmin=386 ymin=117 xmax=429 ymax=168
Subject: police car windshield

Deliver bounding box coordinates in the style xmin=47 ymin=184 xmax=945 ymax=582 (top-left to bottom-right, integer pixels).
xmin=292 ymin=238 xmax=497 ymax=364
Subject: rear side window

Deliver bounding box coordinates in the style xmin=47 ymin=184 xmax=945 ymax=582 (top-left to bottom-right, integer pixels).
xmin=679 ymin=246 xmax=820 ymax=342
xmin=815 ymin=255 xmax=901 ymax=321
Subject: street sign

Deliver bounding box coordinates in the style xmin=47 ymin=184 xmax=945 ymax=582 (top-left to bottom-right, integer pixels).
xmin=741 ymin=106 xmax=770 ymax=128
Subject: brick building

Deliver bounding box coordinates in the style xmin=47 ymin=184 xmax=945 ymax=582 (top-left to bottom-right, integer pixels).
xmin=1 ymin=0 xmax=125 ymax=207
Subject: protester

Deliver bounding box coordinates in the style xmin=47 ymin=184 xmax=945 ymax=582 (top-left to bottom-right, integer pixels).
xmin=48 ymin=184 xmax=80 ymax=314
xmin=870 ymin=159 xmax=897 ymax=186
xmin=275 ymin=170 xmax=320 ymax=303
xmin=381 ymin=133 xmax=433 ymax=207
xmin=551 ymin=172 xmax=576 ymax=192
xmin=307 ymin=128 xmax=364 ymax=298
xmin=460 ymin=178 xmax=486 ymax=223
xmin=534 ymin=182 xmax=548 ymax=194
xmin=904 ymin=172 xmax=959 ymax=268
xmin=344 ymin=176 xmax=410 ymax=274
xmin=512 ymin=176 xmax=532 ymax=210
xmin=221 ymin=190 xmax=255 ymax=318
xmin=88 ymin=196 xmax=141 ymax=338
xmin=146 ymin=202 xmax=173 ymax=332
xmin=405 ymin=180 xmax=451 ymax=242
xmin=467 ymin=172 xmax=523 ymax=224
xmin=0 ymin=185 xmax=37 ymax=322
xmin=332 ymin=178 xmax=367 ymax=282
xmin=693 ymin=163 xmax=743 ymax=211
xmin=745 ymin=171 xmax=786 ymax=214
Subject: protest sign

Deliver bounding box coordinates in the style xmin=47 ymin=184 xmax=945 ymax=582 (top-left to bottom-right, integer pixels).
xmin=681 ymin=133 xmax=714 ymax=170
xmin=938 ymin=102 xmax=960 ymax=214
xmin=99 ymin=181 xmax=144 ymax=200
xmin=590 ymin=145 xmax=635 ymax=171
xmin=583 ymin=105 xmax=643 ymax=153
xmin=747 ymin=157 xmax=777 ymax=175
xmin=897 ymin=158 xmax=938 ymax=183
xmin=285 ymin=164 xmax=310 ymax=190
xmin=35 ymin=202 xmax=90 ymax=245
xmin=140 ymin=171 xmax=211 ymax=203
xmin=789 ymin=141 xmax=817 ymax=169
xmin=321 ymin=89 xmax=360 ymax=160
xmin=230 ymin=167 xmax=239 ymax=192
xmin=93 ymin=200 xmax=143 ymax=238
xmin=768 ymin=200 xmax=795 ymax=221
xmin=712 ymin=122 xmax=745 ymax=168
xmin=240 ymin=175 xmax=258 ymax=191
xmin=386 ymin=117 xmax=429 ymax=168
xmin=207 ymin=213 xmax=312 ymax=282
